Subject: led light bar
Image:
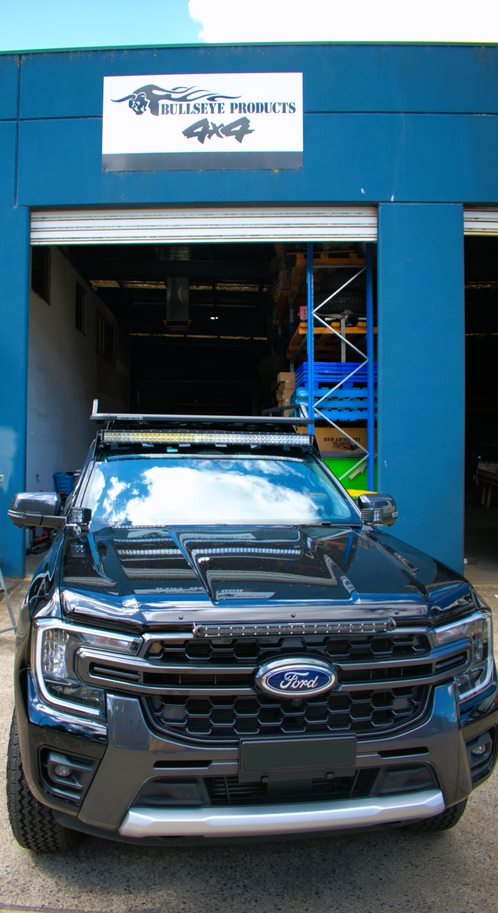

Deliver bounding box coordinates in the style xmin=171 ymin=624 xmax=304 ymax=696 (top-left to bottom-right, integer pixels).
xmin=102 ymin=430 xmax=311 ymax=447
xmin=193 ymin=620 xmax=396 ymax=639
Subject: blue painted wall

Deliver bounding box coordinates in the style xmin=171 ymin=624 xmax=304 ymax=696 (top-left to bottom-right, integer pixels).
xmin=1 ymin=43 xmax=497 ymax=575
xmin=377 ymin=204 xmax=465 ymax=570
xmin=0 ymin=124 xmax=31 ymax=578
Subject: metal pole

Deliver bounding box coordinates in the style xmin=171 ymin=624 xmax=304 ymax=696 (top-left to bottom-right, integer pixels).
xmin=340 ymin=315 xmax=346 ymax=363
xmin=366 ymin=244 xmax=375 ymax=490
xmin=306 ymin=243 xmax=315 ymax=435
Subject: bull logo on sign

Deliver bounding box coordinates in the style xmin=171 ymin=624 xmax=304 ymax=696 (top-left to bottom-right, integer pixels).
xmin=113 ymin=84 xmax=239 ymax=116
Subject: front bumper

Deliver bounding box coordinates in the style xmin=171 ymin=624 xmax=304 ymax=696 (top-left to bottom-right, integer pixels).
xmin=119 ymin=790 xmax=445 ymax=839
xmin=17 ymin=670 xmax=498 ymax=842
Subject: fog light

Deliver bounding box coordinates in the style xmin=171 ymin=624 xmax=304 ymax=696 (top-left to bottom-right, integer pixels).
xmin=42 ymin=750 xmax=98 ymax=806
xmin=466 ymin=731 xmax=494 ymax=780
xmin=472 ymin=743 xmax=487 ymax=757
xmin=469 ymin=732 xmax=493 ymax=761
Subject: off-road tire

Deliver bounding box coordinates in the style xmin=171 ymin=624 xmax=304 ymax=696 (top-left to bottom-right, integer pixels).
xmin=407 ymin=799 xmax=467 ymax=833
xmin=6 ymin=712 xmax=82 ymax=852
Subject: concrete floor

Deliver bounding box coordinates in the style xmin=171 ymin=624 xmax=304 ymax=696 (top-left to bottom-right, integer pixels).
xmin=0 ymin=517 xmax=497 ymax=913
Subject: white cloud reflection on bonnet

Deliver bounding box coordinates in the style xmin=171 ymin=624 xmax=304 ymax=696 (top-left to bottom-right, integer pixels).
xmin=85 ymin=458 xmax=336 ymax=527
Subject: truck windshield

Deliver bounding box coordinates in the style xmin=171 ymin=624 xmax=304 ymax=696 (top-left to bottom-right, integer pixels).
xmin=82 ymin=454 xmax=358 ymax=530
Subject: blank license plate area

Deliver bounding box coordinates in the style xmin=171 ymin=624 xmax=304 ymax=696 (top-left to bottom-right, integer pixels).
xmin=239 ymin=737 xmax=356 ymax=782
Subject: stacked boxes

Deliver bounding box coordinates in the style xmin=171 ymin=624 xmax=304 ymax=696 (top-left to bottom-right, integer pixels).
xmin=276 ymin=371 xmax=295 ymax=413
xmin=314 ymin=425 xmax=367 ymax=454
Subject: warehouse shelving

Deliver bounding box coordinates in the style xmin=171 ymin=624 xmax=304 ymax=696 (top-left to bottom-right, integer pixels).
xmin=286 ymin=244 xmax=376 ymax=490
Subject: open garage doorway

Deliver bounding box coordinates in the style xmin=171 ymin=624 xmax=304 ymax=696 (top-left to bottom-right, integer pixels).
xmin=78 ymin=240 xmax=281 ymax=417
xmin=465 ymin=230 xmax=498 ymax=578
xmin=26 ymin=210 xmax=377 ymax=513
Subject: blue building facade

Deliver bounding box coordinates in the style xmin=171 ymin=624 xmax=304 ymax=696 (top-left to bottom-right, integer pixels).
xmin=1 ymin=42 xmax=498 ymax=576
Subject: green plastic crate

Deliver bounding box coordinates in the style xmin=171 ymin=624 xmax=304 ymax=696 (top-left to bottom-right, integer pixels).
xmin=324 ymin=457 xmax=377 ymax=493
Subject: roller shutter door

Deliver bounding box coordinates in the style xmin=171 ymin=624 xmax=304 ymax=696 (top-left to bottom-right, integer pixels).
xmin=30 ymin=207 xmax=377 ymax=245
xmin=464 ymin=208 xmax=498 ymax=236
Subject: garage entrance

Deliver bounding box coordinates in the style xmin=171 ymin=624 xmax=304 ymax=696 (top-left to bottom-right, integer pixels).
xmin=27 ymin=207 xmax=377 ymax=501
xmin=464 ymin=210 xmax=498 ymax=573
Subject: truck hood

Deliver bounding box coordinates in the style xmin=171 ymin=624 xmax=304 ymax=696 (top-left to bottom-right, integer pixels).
xmin=60 ymin=524 xmax=472 ymax=628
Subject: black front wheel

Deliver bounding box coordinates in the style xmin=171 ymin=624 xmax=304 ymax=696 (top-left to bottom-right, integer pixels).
xmin=6 ymin=712 xmax=82 ymax=853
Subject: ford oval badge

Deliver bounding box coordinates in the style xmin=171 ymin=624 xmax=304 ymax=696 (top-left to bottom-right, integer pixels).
xmin=255 ymin=657 xmax=337 ymax=699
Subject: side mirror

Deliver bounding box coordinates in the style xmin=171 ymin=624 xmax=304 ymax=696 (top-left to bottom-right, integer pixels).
xmin=358 ymin=493 xmax=398 ymax=527
xmin=8 ymin=492 xmax=65 ymax=529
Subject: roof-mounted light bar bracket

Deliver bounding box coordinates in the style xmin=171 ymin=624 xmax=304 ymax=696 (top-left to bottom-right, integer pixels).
xmin=92 ymin=402 xmax=312 ymax=448
xmin=91 ymin=399 xmax=308 ymax=427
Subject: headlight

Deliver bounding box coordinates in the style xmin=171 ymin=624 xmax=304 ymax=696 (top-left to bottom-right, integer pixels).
xmin=33 ymin=619 xmax=142 ymax=718
xmin=434 ymin=611 xmax=494 ymax=703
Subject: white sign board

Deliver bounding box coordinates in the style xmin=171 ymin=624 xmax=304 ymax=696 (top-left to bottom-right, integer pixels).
xmin=102 ymin=73 xmax=303 ymax=171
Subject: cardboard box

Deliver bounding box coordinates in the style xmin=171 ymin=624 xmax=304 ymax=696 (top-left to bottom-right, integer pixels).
xmin=314 ymin=425 xmax=367 ymax=454
xmin=277 ymin=371 xmax=295 ymax=385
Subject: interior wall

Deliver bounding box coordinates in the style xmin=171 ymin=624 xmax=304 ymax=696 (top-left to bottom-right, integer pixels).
xmin=26 ymin=248 xmax=127 ymax=490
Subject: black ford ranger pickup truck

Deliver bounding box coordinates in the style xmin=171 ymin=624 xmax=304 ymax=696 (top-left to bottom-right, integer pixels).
xmin=6 ymin=408 xmax=497 ymax=852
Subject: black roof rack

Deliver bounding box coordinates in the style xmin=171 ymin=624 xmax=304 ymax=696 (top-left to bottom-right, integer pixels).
xmin=91 ymin=401 xmax=314 ymax=451
xmin=91 ymin=400 xmax=309 ymax=428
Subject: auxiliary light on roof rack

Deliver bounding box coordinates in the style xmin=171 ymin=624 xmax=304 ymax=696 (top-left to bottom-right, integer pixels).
xmin=101 ymin=429 xmax=311 ymax=446
xmin=91 ymin=401 xmax=312 ymax=448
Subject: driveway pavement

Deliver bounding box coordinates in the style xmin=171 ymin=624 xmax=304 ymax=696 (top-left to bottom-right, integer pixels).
xmin=0 ymin=576 xmax=496 ymax=913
